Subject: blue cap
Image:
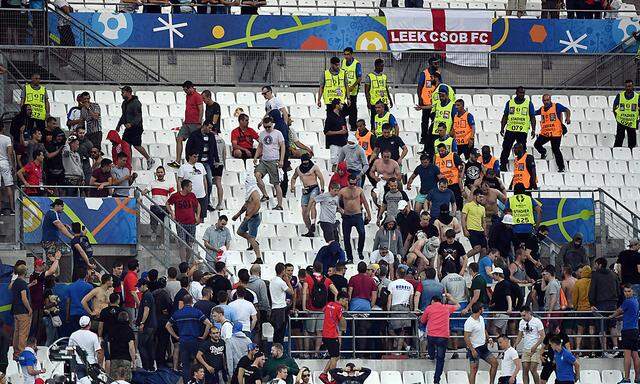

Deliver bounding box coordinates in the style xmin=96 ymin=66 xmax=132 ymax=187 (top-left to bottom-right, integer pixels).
xmin=438 ymin=85 xmax=448 ymax=94
xmin=232 ymin=322 xmax=243 ymax=334
xmin=247 ymin=343 xmax=259 ymax=351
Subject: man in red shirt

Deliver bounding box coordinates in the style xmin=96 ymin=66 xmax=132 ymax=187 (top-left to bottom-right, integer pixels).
xmin=170 ymin=81 xmax=204 ymax=168
xmin=231 ymin=113 xmax=259 ymax=159
xmin=122 ymin=259 xmax=140 ymax=326
xmin=347 ymin=262 xmax=377 ymax=311
xmin=420 ymin=293 xmax=460 ymax=384
xmin=302 ymin=261 xmax=338 ymax=354
xmin=166 ymin=179 xmax=201 ymax=262
xmin=107 ymin=130 xmax=131 ymax=171
xmin=17 ymin=149 xmax=45 ymax=196
xmin=319 ymin=291 xmax=348 ymax=384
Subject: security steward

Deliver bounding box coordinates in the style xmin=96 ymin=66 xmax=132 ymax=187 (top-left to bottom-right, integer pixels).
xmin=372 ymin=101 xmax=399 ymax=136
xmin=613 ymin=79 xmax=640 ymax=149
xmin=21 ymin=73 xmax=50 ymax=132
xmin=317 ymin=56 xmax=349 ymax=117
xmin=365 ymin=58 xmax=393 ymax=130
xmin=426 ymin=84 xmax=455 ymax=155
xmin=434 ymin=142 xmax=465 ymax=212
xmin=533 ymin=94 xmax=571 ymax=172
xmin=479 ymin=145 xmax=500 ymax=177
xmin=356 ymin=118 xmax=377 ymax=186
xmin=499 ymin=86 xmax=536 ymax=172
xmin=505 ymin=182 xmax=542 ymax=245
xmin=433 ymin=122 xmax=457 ymax=154
xmin=342 ymin=47 xmax=362 ymax=130
xmin=509 ymin=143 xmax=537 ymax=191
xmin=416 ymin=58 xmax=441 ymax=148
xmin=453 ymin=98 xmax=476 ymax=160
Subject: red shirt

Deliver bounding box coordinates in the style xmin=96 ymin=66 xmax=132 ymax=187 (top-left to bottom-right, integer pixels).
xmin=322 ymin=301 xmax=343 ymax=338
xmin=304 ymin=273 xmax=334 ymax=311
xmin=167 ymin=192 xmax=198 ymax=225
xmin=185 ymin=91 xmax=204 ymax=124
xmin=22 ymin=161 xmax=42 ymax=195
xmin=231 ymin=127 xmax=259 ymax=150
xmin=347 ymin=273 xmax=377 ymax=300
xmin=420 ymin=302 xmax=458 ymax=338
xmin=123 ymin=270 xmax=139 ymax=308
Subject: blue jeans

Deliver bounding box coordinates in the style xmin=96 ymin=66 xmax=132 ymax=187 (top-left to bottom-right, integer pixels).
xmin=349 ymin=298 xmax=372 ymax=311
xmin=342 ymin=213 xmax=365 ymax=260
xmin=427 ymin=336 xmax=448 ymax=384
xmin=43 ymin=316 xmax=58 ymax=346
xmin=180 ymin=339 xmax=199 ymax=382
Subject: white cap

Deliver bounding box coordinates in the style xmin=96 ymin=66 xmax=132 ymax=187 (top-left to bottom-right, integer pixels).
xmin=398 ymin=200 xmax=409 ymax=211
xmin=502 ymin=214 xmax=514 ymax=225
xmin=79 ymin=315 xmax=91 ymax=327
xmin=492 ymin=267 xmax=504 ymax=275
xmin=348 ymin=132 xmax=357 ymax=143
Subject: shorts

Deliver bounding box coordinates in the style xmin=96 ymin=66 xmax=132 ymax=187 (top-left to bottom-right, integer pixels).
xmin=320 ymin=221 xmax=339 ymax=242
xmin=178 ymin=123 xmax=201 ymax=139
xmin=467 ymin=344 xmax=494 ymax=364
xmin=507 ymin=0 xmax=526 ymax=11
xmin=450 ymin=301 xmax=468 ymax=332
xmin=468 ymin=230 xmax=487 ymax=248
xmin=238 ymin=213 xmax=261 ymax=238
xmin=64 ymin=175 xmax=84 ymax=187
xmin=329 ymin=145 xmax=342 ymax=166
xmin=498 ymin=377 xmax=512 ymax=384
xmin=415 ymin=193 xmax=428 ymax=204
xmin=389 ymin=304 xmax=412 ymax=331
xmin=621 ymin=329 xmax=639 ymax=351
xmin=122 ymin=126 xmax=143 ymax=147
xmin=102 ymin=339 xmax=111 ymax=360
xmin=212 ymin=165 xmax=224 ymax=177
xmin=322 ymin=337 xmax=340 ymax=358
xmin=522 ymin=346 xmax=541 ymax=364
xmin=304 ymin=314 xmax=324 ymax=333
xmin=233 ymin=147 xmax=256 ymax=159
xmin=491 ymin=313 xmax=509 ymax=334
xmin=540 ymin=363 xmax=554 ymax=381
xmin=576 ymin=312 xmax=593 ymax=329
xmin=0 ymin=161 xmax=13 ymax=186
xmin=255 ymin=160 xmax=280 ymax=185
xmin=301 ymin=185 xmax=320 ymax=206
xmin=178 ymin=223 xmax=197 ymax=244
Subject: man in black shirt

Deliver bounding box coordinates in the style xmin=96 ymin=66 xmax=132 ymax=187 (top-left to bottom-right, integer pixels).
xmin=329 ymin=364 xmax=371 ymax=384
xmin=195 ymin=287 xmax=217 ymax=320
xmin=202 ymin=90 xmax=221 ymax=133
xmin=463 ymin=149 xmax=484 ymax=189
xmin=232 ymin=347 xmax=259 ymax=384
xmin=207 ymin=262 xmax=232 ymax=304
xmin=438 ymin=229 xmax=467 ymax=278
xmin=396 ymin=200 xmax=421 ymax=254
xmin=373 ymin=124 xmax=408 ymax=163
xmin=109 ymin=311 xmax=136 ymax=380
xmin=196 ymin=326 xmax=228 ymax=384
xmin=617 ymin=239 xmax=640 ymax=295
xmin=245 ymin=351 xmax=266 ymax=384
xmin=136 ymin=278 xmax=157 ymax=371
xmin=488 ymin=268 xmax=512 ymax=336
xmin=324 ymin=99 xmax=348 ymax=172
xmin=153 ymin=278 xmax=173 ymax=368
xmin=173 ymin=276 xmax=190 ymax=313
xmin=328 ymin=262 xmax=349 ymax=302
xmin=98 ymin=293 xmax=126 ymax=367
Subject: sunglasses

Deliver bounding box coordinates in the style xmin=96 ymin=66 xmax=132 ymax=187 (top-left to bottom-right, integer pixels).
xmin=262 ymin=91 xmax=270 ymax=95
xmin=302 ymin=375 xmax=310 ymax=378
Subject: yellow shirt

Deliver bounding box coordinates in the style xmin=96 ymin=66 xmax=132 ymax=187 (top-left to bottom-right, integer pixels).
xmin=462 ymin=201 xmax=485 ymax=232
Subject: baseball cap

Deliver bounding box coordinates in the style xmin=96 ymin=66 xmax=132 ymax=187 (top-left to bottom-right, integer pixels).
xmin=247 ymin=343 xmax=259 ymax=352
xmin=368 ymin=263 xmax=380 ymax=271
xmin=79 ymin=316 xmax=91 ymax=327
xmin=502 ymin=214 xmax=514 ymax=225
xmin=398 ymin=200 xmax=409 ymax=211
xmin=34 ymin=258 xmax=45 ymax=267
xmin=50 ymin=199 xmax=64 ymax=207
xmin=438 ymin=85 xmax=448 ymax=93
xmin=492 ymin=267 xmax=504 ymax=275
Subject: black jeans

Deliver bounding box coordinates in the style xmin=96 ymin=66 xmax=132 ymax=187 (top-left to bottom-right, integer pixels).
xmin=534 ymin=135 xmax=564 ymax=171
xmin=614 ymin=123 xmax=638 ymax=149
xmin=150 ymin=205 xmax=168 ymax=232
xmin=270 ymin=307 xmax=288 ymax=344
xmin=499 ymin=130 xmax=528 ymax=170
xmin=342 ymin=213 xmax=365 ymax=260
xmin=138 ymin=327 xmax=156 ymax=370
xmin=154 ymin=322 xmax=171 ymax=368
xmin=345 ymin=95 xmax=358 ymax=130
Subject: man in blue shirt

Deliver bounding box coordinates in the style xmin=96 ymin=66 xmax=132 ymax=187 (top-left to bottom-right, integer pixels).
xmin=407 ymin=153 xmax=441 ymax=214
xmin=477 ymin=249 xmax=499 ymax=285
xmin=314 ymin=241 xmax=346 ymax=275
xmin=66 ymin=266 xmax=93 ymax=335
xmin=41 ymin=199 xmax=74 ymax=280
xmin=608 ymin=284 xmax=640 ymax=383
xmin=550 ymin=336 xmax=580 ymax=384
xmin=166 ymin=294 xmax=213 ymax=382
xmin=426 ymin=178 xmax=456 ymax=222
xmin=18 ymin=337 xmax=45 ymax=384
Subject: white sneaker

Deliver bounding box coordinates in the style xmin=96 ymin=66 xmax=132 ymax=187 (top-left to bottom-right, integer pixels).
xmin=147 ymin=158 xmax=156 ymax=170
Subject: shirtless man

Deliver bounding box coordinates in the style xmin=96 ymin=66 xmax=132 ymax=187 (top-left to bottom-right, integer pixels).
xmin=405 ymin=231 xmax=439 ymax=273
xmin=81 ymin=273 xmax=114 ymax=317
xmin=290 ymin=153 xmax=325 ymax=237
xmin=233 ymin=175 xmax=263 ymax=263
xmin=369 ymin=149 xmax=401 ymax=207
xmin=338 ymin=173 xmax=372 ymax=262
xmin=466 ymin=180 xmax=506 ymax=228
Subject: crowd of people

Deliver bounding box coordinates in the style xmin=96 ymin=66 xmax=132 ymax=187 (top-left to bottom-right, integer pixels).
xmin=3 ymin=51 xmax=640 ymax=384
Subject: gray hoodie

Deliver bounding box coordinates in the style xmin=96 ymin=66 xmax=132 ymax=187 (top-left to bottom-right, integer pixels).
xmin=247 ymin=275 xmax=270 ymax=312
xmin=225 ymin=331 xmax=252 ymax=374
xmin=337 ymin=144 xmax=369 ymax=176
xmin=372 ymin=224 xmax=403 ymax=256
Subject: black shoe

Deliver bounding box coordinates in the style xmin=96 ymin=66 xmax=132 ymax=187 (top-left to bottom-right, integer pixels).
xmin=358 ymin=253 xmax=364 ymax=260
xmin=302 ymin=231 xmax=314 ymax=237
xmin=540 ymin=151 xmax=547 ymax=160
xmin=255 ymin=258 xmax=264 ymax=264
xmin=207 ymin=205 xmax=215 ymax=212
xmin=558 ymin=168 xmax=565 ymax=173
xmin=310 ymin=224 xmax=316 ymax=233
xmin=260 ymin=195 xmax=269 ymax=202
xmin=500 ymin=164 xmax=508 ymax=172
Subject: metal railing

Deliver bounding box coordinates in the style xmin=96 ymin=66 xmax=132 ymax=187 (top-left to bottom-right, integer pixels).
xmin=289 ymin=309 xmax=619 ymax=358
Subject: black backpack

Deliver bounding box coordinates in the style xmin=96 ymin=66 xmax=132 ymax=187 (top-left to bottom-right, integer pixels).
xmin=311 ymin=276 xmax=329 ymax=308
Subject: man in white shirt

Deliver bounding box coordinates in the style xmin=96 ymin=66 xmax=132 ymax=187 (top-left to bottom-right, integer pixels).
xmin=498 ymin=335 xmax=521 ymax=384
xmin=387 ymin=265 xmax=414 ymax=352
xmin=254 ymin=116 xmax=286 ymax=210
xmin=228 ymin=287 xmax=257 ymax=336
xmin=69 ymin=315 xmax=102 ymax=381
xmin=370 ymin=246 xmax=395 ymax=269
xmin=0 ymin=124 xmax=15 ymax=214
xmin=212 ymin=307 xmax=234 ymax=340
xmin=464 ymin=303 xmax=498 ymax=384
xmin=142 ymin=165 xmax=175 ymax=237
xmin=178 ymin=151 xmax=208 ymax=221
xmin=514 ymin=306 xmax=545 ymax=384
xmin=270 ymin=262 xmax=294 ymax=344
xmin=261 ymin=86 xmax=289 ymax=123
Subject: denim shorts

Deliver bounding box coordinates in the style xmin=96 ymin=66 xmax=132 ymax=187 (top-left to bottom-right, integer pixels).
xmin=301 ymin=185 xmax=320 ymax=206
xmin=238 ymin=213 xmax=261 ymax=238
xmin=467 ymin=344 xmax=494 ymax=364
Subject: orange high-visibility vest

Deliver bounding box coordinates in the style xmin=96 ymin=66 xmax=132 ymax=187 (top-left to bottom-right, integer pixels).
xmin=512 ymin=153 xmax=537 ymax=189
xmin=356 ymin=130 xmax=374 ymax=157
xmin=419 ymin=68 xmax=438 ymax=105
xmin=453 ymin=111 xmax=474 ymax=145
xmin=539 ymin=103 xmax=563 ymax=137
xmin=435 ymin=152 xmax=460 ymax=185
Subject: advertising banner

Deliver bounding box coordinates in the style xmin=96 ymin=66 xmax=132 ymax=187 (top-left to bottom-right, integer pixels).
xmin=538 ymin=197 xmax=596 ymax=244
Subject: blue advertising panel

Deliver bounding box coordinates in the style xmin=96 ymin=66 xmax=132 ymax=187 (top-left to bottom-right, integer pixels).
xmin=538 ymin=197 xmax=596 ymax=244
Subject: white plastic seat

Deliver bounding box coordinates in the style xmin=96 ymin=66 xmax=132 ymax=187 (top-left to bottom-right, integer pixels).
xmin=156 ymin=131 xmax=175 ymax=145
xmin=589 ymin=95 xmax=609 ymax=108
xmin=585 ymin=108 xmax=604 ymax=122
xmin=237 ymin=91 xmax=257 ymax=105
xmin=589 ymin=160 xmax=609 ymax=174
xmin=395 ymin=93 xmax=414 ymax=107
xmin=225 ymin=250 xmax=244 ymax=266
xmin=552 ymin=95 xmax=570 ymax=106
xmin=564 ymin=173 xmax=583 ymax=187
xmin=580 ymin=121 xmax=600 ymax=134
xmin=544 ymin=173 xmax=564 ymax=187
xmin=621 ymin=187 xmax=640 ymax=200
xmin=613 ymin=147 xmax=633 ymax=160
xmin=290 ymin=105 xmax=310 ymax=119
xmin=610 ymin=160 xmax=629 ymax=174
xmin=286 ymin=250 xmax=307 ymax=266
xmin=447 ymin=371 xmax=469 ymax=384
xmin=482 ymin=120 xmax=501 ymax=133
xmin=225 ymin=158 xmax=246 ymax=173
xmin=472 ymin=94 xmax=492 ymax=108
xmin=149 ymin=104 xmax=169 ymax=118
xmin=601 ymin=121 xmax=617 ymax=134
xmin=562 ymin=133 xmax=577 ymax=147
xmin=170 ymin=104 xmax=186 ymax=118
xmin=571 ymin=108 xmax=586 ymax=122
xmin=275 ymin=92 xmax=296 ymax=105
xmin=296 ymin=92 xmax=316 ymax=106
xmin=581 ymin=370 xmax=601 ymax=384
xmin=577 ymin=134 xmax=597 ymax=147
xmin=262 ymin=211 xmax=283 ymax=224
xmin=54 ymin=89 xmax=74 ymax=104
xmin=475 ymin=371 xmax=490 ymax=384
xmin=570 ymin=95 xmax=590 ymax=108
xmin=486 ymin=106 xmax=502 ymax=120
xmin=50 ymin=102 xmax=67 ymax=117
xmin=263 ymin=250 xmax=285 ymax=264
xmin=135 ymin=90 xmax=156 ymax=105
xmin=95 ymin=90 xmax=115 ymax=104
xmin=425 ymin=371 xmax=448 ymax=384
xmin=216 ymin=92 xmax=235 ymax=106
xmin=572 ymin=147 xmax=592 ymax=160
xmin=584 ymin=173 xmax=604 ymax=187
xmin=568 ymin=160 xmax=589 ymax=174
xmin=468 ymin=2 xmax=486 ymax=8
xmin=598 ymin=133 xmax=616 ymax=147
xmin=492 ymin=94 xmax=510 ymax=107
xmin=380 ymin=371 xmax=403 ymax=384
xmin=467 ymin=106 xmax=487 ymax=121
xmin=626 ymin=174 xmax=640 ymax=187
xmin=269 ymin=237 xmax=291 ymax=252
xmin=604 ymin=173 xmax=625 ymax=187
xmin=457 ymin=94 xmax=473 ymax=106
xmin=291 ymin=237 xmax=313 ymax=252
xmin=592 ymin=147 xmax=612 ymax=160
xmin=631 ymin=160 xmax=640 ymax=173
xmin=163 ymin=117 xmax=182 ymax=131
xmin=364 ymin=371 xmax=381 ymax=384
xmin=276 ymin=223 xmax=298 ymax=237
xmin=403 ymin=371 xmax=425 ymax=384
xmin=156 ymin=91 xmax=176 ymax=105
xmin=535 ymin=160 xmax=549 ymax=173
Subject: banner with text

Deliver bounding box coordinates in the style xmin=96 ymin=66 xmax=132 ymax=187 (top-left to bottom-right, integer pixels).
xmin=538 ymin=197 xmax=596 ymax=244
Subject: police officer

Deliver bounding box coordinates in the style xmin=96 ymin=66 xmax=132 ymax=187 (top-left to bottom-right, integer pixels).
xmin=453 ymin=98 xmax=476 ymax=159
xmin=372 ymin=101 xmax=399 ymax=137
xmin=613 ymin=79 xmax=639 ymax=149
xmin=365 ymin=59 xmax=393 ymax=130
xmin=509 ymin=143 xmax=537 ymax=191
xmin=417 ymin=58 xmax=441 ymax=147
xmin=434 ymin=143 xmax=465 ymax=212
xmin=426 ymin=84 xmax=456 ymax=155
xmin=21 ymin=73 xmax=50 ymax=132
xmin=534 ymin=94 xmax=571 ymax=172
xmin=342 ymin=47 xmax=362 ymax=130
xmin=499 ymin=86 xmax=536 ymax=172
xmin=505 ymin=182 xmax=542 ymax=245
xmin=317 ymin=56 xmax=349 ymax=117
xmin=433 ymin=123 xmax=457 ymax=154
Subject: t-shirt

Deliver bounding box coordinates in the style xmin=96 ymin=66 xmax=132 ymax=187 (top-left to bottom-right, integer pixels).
xmin=11 ymin=278 xmax=30 ymax=315
xmin=618 ymin=250 xmax=640 ymax=285
xmin=42 ymin=210 xmax=61 ymax=242
xmin=231 ymin=127 xmax=259 ymax=150
xmin=462 ymin=201 xmax=485 ymax=232
xmin=198 ymin=339 xmax=225 ymax=370
xmin=314 ymin=192 xmax=339 ymax=223
xmin=71 ymin=235 xmax=93 ymax=274
xmin=108 ymin=322 xmax=134 ymax=361
xmin=207 ymin=275 xmax=232 ymax=304
xmin=194 ymin=298 xmax=216 ymax=319
xmin=99 ymin=305 xmax=126 ymax=340
xmin=167 ymin=192 xmax=199 ymax=225
xmin=270 ymin=276 xmax=289 ymax=309
xmin=258 ymin=129 xmax=285 ymax=162
xmin=231 ymin=356 xmax=254 ymax=384
xmin=228 ymin=298 xmax=256 ymax=332
xmin=322 ymin=301 xmax=343 ymax=338
xmin=441 ymin=273 xmax=467 ymax=303
xmin=265 ymin=96 xmax=285 ymax=113
xmin=204 ymin=101 xmax=221 ymax=132
xmin=477 ymin=256 xmax=494 ymax=285
xmin=413 ymin=164 xmax=440 ymax=195
xmin=68 ymin=279 xmax=93 ymax=317
xmin=491 ymin=280 xmax=511 ymax=311
xmin=147 ymin=178 xmax=175 ymax=205
xmin=185 ymin=91 xmax=204 ymax=124
xmin=426 ymin=188 xmax=456 ymax=217
xmin=178 ymin=163 xmax=207 ymax=199
xmin=137 ymin=290 xmax=157 ymax=329
xmin=621 ymin=297 xmax=640 ymax=330
xmin=382 ymin=189 xmax=409 ymax=220
xmin=500 ymin=347 xmax=519 ymax=377
xmin=348 ymin=273 xmax=377 ymax=301
xmin=388 ymin=278 xmax=414 ymax=306
xmin=0 ymin=134 xmax=12 ymax=163
xmin=554 ymin=347 xmax=577 ymax=382
xmin=420 ymin=302 xmax=457 ymax=338
xmin=470 ymin=274 xmax=489 ymax=306
xmin=464 ymin=160 xmax=483 ymax=187
xmin=21 ymin=161 xmax=42 ymax=195
xmin=18 ymin=347 xmax=37 ymax=384
xmin=329 ymin=274 xmax=348 ymax=303
xmin=111 ymin=166 xmax=132 ymax=197
xmin=518 ymin=316 xmax=545 ymax=349
xmin=463 ymin=315 xmax=486 ymax=348
xmin=91 ymin=168 xmax=111 ymax=197
xmin=69 ymin=329 xmax=101 ymax=364
xmin=374 ymin=135 xmax=405 ymax=161
xmin=304 ymin=274 xmax=334 ymax=311
xmin=544 ymin=279 xmax=561 ymax=311
xmin=123 ymin=270 xmax=139 ymax=309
